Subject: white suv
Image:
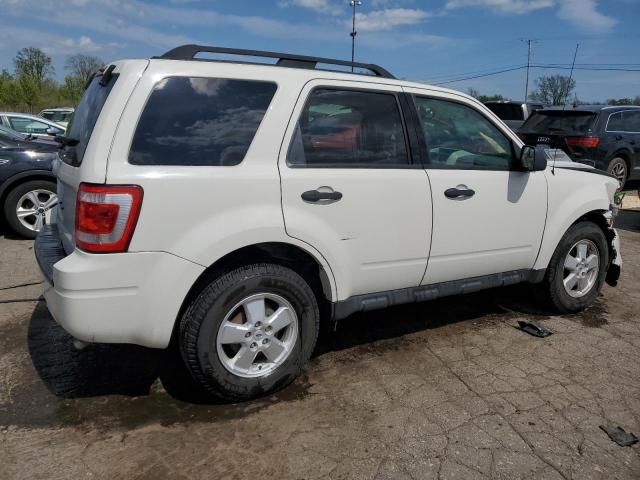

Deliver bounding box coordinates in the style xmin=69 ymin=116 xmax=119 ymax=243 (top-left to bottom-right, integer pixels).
xmin=35 ymin=45 xmax=622 ymax=401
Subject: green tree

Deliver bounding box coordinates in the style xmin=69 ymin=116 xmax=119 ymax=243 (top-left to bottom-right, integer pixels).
xmin=607 ymin=98 xmax=636 ymax=106
xmin=13 ymin=47 xmax=55 ymax=112
xmin=466 ymin=88 xmax=506 ymax=103
xmin=59 ymin=75 xmax=86 ymax=105
xmin=65 ymin=54 xmax=103 ymax=86
xmin=529 ymin=75 xmax=576 ymax=106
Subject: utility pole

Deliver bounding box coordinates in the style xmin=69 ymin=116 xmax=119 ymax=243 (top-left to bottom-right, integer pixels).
xmin=350 ymin=0 xmax=362 ymax=71
xmin=524 ymin=39 xmax=532 ymax=103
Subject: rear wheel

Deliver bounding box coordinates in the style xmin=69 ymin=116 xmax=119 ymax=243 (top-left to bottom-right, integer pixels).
xmin=179 ymin=263 xmax=319 ymax=402
xmin=607 ymin=157 xmax=628 ymax=186
xmin=3 ymin=179 xmax=57 ymax=239
xmin=541 ymin=222 xmax=608 ymax=313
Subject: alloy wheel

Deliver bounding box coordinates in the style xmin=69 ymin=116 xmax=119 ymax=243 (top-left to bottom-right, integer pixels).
xmin=215 ymin=293 xmax=298 ymax=378
xmin=563 ymin=239 xmax=599 ymax=298
xmin=15 ymin=189 xmax=57 ymax=232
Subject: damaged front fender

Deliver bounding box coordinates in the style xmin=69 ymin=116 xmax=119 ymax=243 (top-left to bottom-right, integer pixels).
xmin=606 ymin=227 xmax=622 ymax=287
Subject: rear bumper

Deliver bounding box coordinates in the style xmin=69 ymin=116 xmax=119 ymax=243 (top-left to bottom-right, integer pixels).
xmin=34 ymin=225 xmax=204 ymax=348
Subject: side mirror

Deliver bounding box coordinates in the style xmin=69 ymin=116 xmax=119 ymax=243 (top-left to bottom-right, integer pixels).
xmin=45 ymin=128 xmax=58 ymax=136
xmin=519 ymin=145 xmax=547 ymax=172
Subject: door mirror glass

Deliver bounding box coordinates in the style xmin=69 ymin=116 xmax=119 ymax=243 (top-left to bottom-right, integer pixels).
xmin=520 ymin=145 xmax=547 ymax=171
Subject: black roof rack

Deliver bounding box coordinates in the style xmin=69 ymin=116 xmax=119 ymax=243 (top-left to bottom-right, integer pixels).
xmin=155 ymin=44 xmax=395 ymax=79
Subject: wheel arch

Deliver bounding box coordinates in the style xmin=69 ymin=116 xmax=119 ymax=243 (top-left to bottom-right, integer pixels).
xmin=172 ymin=241 xmax=336 ymax=343
xmin=0 ymin=170 xmax=56 ymax=203
xmin=534 ymin=206 xmax=612 ymax=271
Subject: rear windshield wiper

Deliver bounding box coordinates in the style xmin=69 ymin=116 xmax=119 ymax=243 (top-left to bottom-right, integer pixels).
xmin=54 ymin=135 xmax=80 ymax=147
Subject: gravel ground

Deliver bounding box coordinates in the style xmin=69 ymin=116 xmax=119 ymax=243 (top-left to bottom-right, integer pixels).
xmin=1 ymin=211 xmax=639 ymax=480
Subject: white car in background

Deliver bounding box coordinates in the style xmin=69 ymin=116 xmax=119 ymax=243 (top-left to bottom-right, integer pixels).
xmin=0 ymin=112 xmax=66 ymax=138
xmin=38 ymin=108 xmax=75 ymax=128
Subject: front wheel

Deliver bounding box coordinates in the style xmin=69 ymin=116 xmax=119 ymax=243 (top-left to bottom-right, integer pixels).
xmin=179 ymin=263 xmax=319 ymax=402
xmin=541 ymin=221 xmax=608 ymax=313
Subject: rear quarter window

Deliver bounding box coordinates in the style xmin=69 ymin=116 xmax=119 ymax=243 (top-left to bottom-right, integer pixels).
xmin=61 ymin=74 xmax=119 ymax=166
xmin=129 ymin=77 xmax=277 ymax=166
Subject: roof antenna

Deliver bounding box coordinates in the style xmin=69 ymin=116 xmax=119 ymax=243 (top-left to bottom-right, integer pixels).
xmin=552 ymin=43 xmax=579 ymax=176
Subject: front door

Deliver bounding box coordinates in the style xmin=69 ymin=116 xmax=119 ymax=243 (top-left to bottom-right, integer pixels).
xmin=279 ymin=81 xmax=432 ymax=301
xmin=404 ymin=89 xmax=547 ymax=285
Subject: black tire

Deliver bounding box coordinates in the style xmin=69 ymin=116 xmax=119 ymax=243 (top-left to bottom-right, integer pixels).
xmin=179 ymin=263 xmax=320 ymax=402
xmin=607 ymin=157 xmax=628 ymax=187
xmin=541 ymin=221 xmax=609 ymax=314
xmin=3 ymin=179 xmax=57 ymax=239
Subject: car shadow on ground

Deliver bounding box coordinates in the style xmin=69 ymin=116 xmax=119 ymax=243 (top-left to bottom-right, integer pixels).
xmin=22 ymin=283 xmax=555 ymax=412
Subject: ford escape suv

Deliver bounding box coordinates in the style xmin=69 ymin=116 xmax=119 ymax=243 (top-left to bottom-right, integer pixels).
xmin=35 ymin=45 xmax=622 ymax=402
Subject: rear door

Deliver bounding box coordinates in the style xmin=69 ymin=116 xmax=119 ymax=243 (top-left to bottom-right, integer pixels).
xmin=404 ymin=88 xmax=547 ymax=284
xmin=279 ymin=80 xmax=432 ymax=300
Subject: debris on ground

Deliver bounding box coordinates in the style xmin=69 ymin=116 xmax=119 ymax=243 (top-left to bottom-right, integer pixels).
xmin=517 ymin=320 xmax=553 ymax=338
xmin=600 ymin=425 xmax=639 ymax=447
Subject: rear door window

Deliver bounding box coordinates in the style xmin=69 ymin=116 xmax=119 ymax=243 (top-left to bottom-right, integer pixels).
xmin=606 ymin=111 xmax=640 ymax=133
xmin=521 ymin=111 xmax=596 ymax=134
xmin=61 ymin=73 xmax=119 ymax=166
xmin=287 ymin=88 xmax=409 ymax=168
xmin=129 ymin=77 xmax=277 ymax=166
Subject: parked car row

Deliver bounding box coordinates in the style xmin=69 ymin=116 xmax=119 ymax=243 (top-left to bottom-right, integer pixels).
xmin=486 ymin=101 xmax=640 ymax=186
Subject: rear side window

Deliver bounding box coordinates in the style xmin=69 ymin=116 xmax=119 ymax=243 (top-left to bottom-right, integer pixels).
xmin=129 ymin=77 xmax=277 ymax=166
xmin=606 ymin=111 xmax=640 ymax=133
xmin=287 ymin=88 xmax=409 ymax=168
xmin=62 ymin=74 xmax=119 ymax=166
xmin=9 ymin=117 xmax=62 ymax=135
xmin=521 ymin=111 xmax=596 ymax=134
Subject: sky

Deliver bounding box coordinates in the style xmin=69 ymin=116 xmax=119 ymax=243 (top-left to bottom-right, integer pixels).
xmin=0 ymin=0 xmax=638 ymax=102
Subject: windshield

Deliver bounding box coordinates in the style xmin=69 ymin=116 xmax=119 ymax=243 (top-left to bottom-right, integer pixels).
xmin=0 ymin=125 xmax=27 ymax=141
xmin=41 ymin=111 xmax=73 ymax=123
xmin=61 ymin=73 xmax=118 ymax=166
xmin=521 ymin=111 xmax=597 ymax=134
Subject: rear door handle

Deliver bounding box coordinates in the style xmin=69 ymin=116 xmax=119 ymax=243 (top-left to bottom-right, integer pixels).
xmin=444 ymin=187 xmax=475 ymax=199
xmin=301 ymin=189 xmax=343 ymax=203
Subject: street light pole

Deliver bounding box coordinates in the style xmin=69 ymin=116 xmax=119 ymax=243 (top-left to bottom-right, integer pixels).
xmin=350 ymin=0 xmax=362 ymax=71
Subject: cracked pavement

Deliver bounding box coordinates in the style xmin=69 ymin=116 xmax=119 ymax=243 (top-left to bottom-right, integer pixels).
xmin=1 ymin=211 xmax=640 ymax=479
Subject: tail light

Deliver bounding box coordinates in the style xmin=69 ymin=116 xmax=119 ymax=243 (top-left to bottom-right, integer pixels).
xmin=565 ymin=136 xmax=600 ymax=148
xmin=75 ymin=183 xmax=143 ymax=253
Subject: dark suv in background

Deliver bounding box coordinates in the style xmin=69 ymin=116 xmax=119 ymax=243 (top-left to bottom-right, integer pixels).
xmin=485 ymin=101 xmax=545 ymax=131
xmin=518 ymin=106 xmax=640 ymax=186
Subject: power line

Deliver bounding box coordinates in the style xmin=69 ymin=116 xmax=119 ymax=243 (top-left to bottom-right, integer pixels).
xmin=428 ymin=64 xmax=640 ymax=86
xmin=432 ymin=66 xmax=527 ymax=85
